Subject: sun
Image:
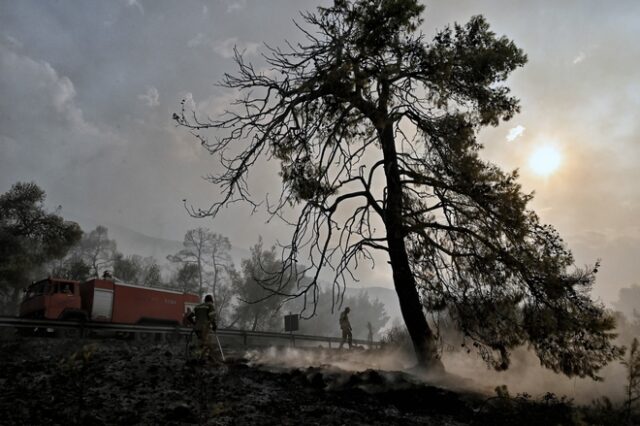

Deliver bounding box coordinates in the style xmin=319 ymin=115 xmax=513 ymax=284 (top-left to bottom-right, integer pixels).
xmin=529 ymin=145 xmax=562 ymax=176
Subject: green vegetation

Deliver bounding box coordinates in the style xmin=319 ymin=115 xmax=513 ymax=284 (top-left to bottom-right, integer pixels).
xmin=0 ymin=182 xmax=81 ymax=312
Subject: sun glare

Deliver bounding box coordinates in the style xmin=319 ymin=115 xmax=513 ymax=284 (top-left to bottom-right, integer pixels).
xmin=529 ymin=146 xmax=562 ymax=176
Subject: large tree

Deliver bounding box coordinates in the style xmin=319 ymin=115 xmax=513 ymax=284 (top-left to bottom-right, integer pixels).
xmin=0 ymin=182 xmax=81 ymax=311
xmin=51 ymin=256 xmax=92 ymax=282
xmin=231 ymin=239 xmax=296 ymax=331
xmin=78 ymin=225 xmax=117 ymax=277
xmin=113 ymin=253 xmax=144 ymax=283
xmin=207 ymin=233 xmax=233 ymax=312
xmin=167 ymin=228 xmax=212 ymax=298
xmin=142 ymin=260 xmax=162 ymax=287
xmin=175 ymin=0 xmax=622 ymax=376
xmin=167 ymin=228 xmax=233 ymax=299
xmin=173 ymin=263 xmax=200 ymax=294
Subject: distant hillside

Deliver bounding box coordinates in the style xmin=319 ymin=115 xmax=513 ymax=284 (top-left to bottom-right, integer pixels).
xmin=64 ymin=214 xmax=248 ymax=264
xmin=105 ymin=223 xmax=184 ymax=261
xmin=105 ymin=223 xmax=250 ymax=268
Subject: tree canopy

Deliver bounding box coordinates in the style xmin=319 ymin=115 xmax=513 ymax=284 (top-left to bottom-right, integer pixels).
xmin=231 ymin=239 xmax=297 ymax=331
xmin=168 ymin=228 xmax=234 ymax=301
xmin=77 ymin=225 xmax=117 ymax=278
xmin=0 ymin=182 xmax=81 ymax=311
xmin=175 ymin=0 xmax=622 ymax=377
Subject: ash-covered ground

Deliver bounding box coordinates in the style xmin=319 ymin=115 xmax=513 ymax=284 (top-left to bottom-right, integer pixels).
xmin=0 ymin=337 xmax=613 ymax=425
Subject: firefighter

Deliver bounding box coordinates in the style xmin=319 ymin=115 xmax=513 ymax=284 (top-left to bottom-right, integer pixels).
xmin=338 ymin=307 xmax=352 ymax=349
xmin=188 ymin=295 xmax=218 ymax=361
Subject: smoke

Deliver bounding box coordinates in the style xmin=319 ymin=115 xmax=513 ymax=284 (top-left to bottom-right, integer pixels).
xmin=244 ymin=345 xmax=415 ymax=373
xmin=245 ymin=298 xmax=639 ymax=404
xmin=442 ymin=346 xmax=626 ymax=404
xmin=243 ymin=343 xmax=628 ymax=404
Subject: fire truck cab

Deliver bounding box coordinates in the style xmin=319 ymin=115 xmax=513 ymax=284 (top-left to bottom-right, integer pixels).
xmin=20 ymin=278 xmax=82 ymax=320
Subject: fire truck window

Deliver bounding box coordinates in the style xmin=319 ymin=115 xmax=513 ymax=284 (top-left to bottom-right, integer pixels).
xmin=25 ymin=281 xmax=60 ymax=298
xmin=62 ymin=283 xmax=73 ymax=294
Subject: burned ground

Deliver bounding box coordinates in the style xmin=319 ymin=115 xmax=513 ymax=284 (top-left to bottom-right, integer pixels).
xmin=0 ymin=337 xmax=626 ymax=425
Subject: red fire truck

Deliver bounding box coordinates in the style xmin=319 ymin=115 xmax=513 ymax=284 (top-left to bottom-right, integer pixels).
xmin=20 ymin=277 xmax=200 ymax=326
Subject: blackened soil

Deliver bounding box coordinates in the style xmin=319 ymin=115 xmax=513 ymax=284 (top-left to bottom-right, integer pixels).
xmin=0 ymin=338 xmax=483 ymax=425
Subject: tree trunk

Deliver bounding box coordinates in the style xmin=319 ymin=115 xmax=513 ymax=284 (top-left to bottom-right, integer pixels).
xmin=197 ymin=259 xmax=203 ymax=300
xmin=251 ymin=314 xmax=259 ymax=332
xmin=379 ymin=125 xmax=441 ymax=371
xmin=212 ymin=263 xmax=218 ymax=307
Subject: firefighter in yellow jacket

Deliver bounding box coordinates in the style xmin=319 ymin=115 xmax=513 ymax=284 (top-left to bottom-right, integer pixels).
xmin=187 ymin=295 xmax=217 ymax=360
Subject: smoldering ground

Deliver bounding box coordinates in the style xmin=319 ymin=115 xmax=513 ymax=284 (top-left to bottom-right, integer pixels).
xmin=0 ymin=337 xmax=476 ymax=425
xmin=245 ymin=343 xmax=627 ymax=405
xmin=1 ymin=334 xmax=634 ymax=425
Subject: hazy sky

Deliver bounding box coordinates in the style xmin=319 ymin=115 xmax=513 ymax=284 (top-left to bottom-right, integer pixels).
xmin=1 ymin=0 xmax=638 ymax=304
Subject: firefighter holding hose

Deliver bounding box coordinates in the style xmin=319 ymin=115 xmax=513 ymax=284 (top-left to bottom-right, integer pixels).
xmin=187 ymin=295 xmax=223 ymax=362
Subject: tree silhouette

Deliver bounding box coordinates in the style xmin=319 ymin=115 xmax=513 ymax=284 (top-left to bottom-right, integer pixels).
xmin=206 ymin=232 xmax=233 ymax=311
xmin=167 ymin=228 xmax=212 ymax=298
xmin=78 ymin=226 xmax=117 ymax=277
xmin=168 ymin=228 xmax=233 ymax=300
xmin=0 ymin=182 xmax=81 ymax=311
xmin=175 ymin=0 xmax=622 ymax=375
xmin=231 ymin=239 xmax=296 ymax=331
xmin=142 ymin=260 xmax=162 ymax=287
xmin=52 ymin=256 xmax=92 ymax=282
xmin=174 ymin=263 xmax=199 ymax=294
xmin=113 ymin=253 xmax=144 ymax=283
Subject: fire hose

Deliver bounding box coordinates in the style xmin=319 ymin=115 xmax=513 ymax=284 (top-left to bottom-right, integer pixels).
xmin=214 ymin=331 xmax=225 ymax=362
